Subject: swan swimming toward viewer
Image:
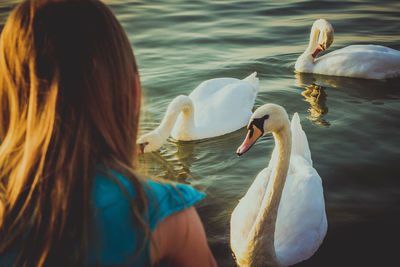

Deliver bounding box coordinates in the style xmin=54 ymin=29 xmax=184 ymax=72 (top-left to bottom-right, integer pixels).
xmin=138 ymin=72 xmax=259 ymax=153
xmin=295 ymin=19 xmax=400 ymax=79
xmin=230 ymin=104 xmax=327 ymax=266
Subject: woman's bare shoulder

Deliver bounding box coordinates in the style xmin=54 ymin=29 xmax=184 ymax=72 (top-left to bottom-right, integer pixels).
xmin=150 ymin=206 xmax=217 ymax=267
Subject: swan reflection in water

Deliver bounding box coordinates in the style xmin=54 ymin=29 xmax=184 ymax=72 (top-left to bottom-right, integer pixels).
xmin=301 ymin=84 xmax=330 ymax=127
xmin=295 ymin=73 xmax=330 ymax=127
xmin=296 ymin=72 xmax=400 ymax=101
xmin=138 ymin=118 xmax=197 ymax=183
xmin=138 ymin=139 xmax=197 ymax=184
xmin=170 ymin=140 xmax=197 ymax=182
xmin=295 ymin=71 xmax=400 ymax=127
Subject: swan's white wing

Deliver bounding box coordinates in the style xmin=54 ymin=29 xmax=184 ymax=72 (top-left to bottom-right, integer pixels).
xmin=173 ymin=75 xmax=258 ymax=140
xmin=195 ymin=80 xmax=256 ymax=125
xmin=290 ymin=113 xmax=312 ymax=164
xmin=274 ymin=155 xmax=327 ymax=266
xmin=189 ymin=72 xmax=258 ymax=101
xmin=188 ymin=78 xmax=240 ymax=100
xmin=329 ymin=44 xmax=398 ymax=55
xmin=230 ymin=166 xmax=273 ymax=258
xmin=314 ymin=45 xmax=400 ymax=79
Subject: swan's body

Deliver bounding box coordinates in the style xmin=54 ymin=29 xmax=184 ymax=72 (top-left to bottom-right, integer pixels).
xmin=231 ymin=104 xmax=327 ymax=266
xmin=295 ymin=19 xmax=400 ymax=79
xmin=138 ymin=72 xmax=258 ymax=153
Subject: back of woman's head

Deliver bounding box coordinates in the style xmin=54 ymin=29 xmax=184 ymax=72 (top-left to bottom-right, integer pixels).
xmin=0 ymin=0 xmax=142 ymax=265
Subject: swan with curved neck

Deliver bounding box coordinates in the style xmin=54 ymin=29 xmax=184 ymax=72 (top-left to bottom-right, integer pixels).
xmin=231 ymin=104 xmax=327 ymax=266
xmin=295 ymin=19 xmax=334 ymax=74
xmin=138 ymin=72 xmax=259 ymax=153
xmin=295 ymin=19 xmax=400 ymax=79
xmin=137 ymin=95 xmax=195 ymax=153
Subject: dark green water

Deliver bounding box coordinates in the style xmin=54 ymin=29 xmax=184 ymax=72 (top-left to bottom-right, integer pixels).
xmin=1 ymin=0 xmax=400 ymax=266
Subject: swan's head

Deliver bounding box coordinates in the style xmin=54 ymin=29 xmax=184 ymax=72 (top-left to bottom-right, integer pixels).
xmin=237 ymin=104 xmax=289 ymax=156
xmin=137 ymin=130 xmax=164 ymax=154
xmin=312 ymin=19 xmax=334 ymax=57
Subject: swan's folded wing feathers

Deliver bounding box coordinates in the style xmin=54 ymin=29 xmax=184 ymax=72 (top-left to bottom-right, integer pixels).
xmin=192 ymin=80 xmax=257 ymax=138
xmin=243 ymin=71 xmax=259 ymax=91
xmin=188 ymin=78 xmax=238 ymax=100
xmin=290 ymin=113 xmax=312 ymax=164
xmin=315 ymin=45 xmax=400 ymax=79
xmin=275 ymin=157 xmax=326 ymax=265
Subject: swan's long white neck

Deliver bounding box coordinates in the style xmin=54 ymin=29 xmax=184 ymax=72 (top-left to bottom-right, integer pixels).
xmin=157 ymin=95 xmax=195 ymax=139
xmin=306 ymin=22 xmax=322 ymax=55
xmin=295 ymin=20 xmax=324 ymax=72
xmin=245 ymin=121 xmax=292 ymax=266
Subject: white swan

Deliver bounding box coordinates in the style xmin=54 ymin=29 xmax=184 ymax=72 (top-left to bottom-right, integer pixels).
xmin=230 ymin=104 xmax=327 ymax=266
xmin=295 ymin=19 xmax=400 ymax=79
xmin=137 ymin=72 xmax=259 ymax=153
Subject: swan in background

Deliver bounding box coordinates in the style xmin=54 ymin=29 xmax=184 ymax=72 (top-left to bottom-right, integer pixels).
xmin=295 ymin=19 xmax=400 ymax=79
xmin=137 ymin=72 xmax=259 ymax=153
xmin=230 ymin=104 xmax=327 ymax=266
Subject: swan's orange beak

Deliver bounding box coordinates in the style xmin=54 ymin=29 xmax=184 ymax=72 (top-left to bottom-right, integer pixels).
xmin=312 ymin=45 xmax=323 ymax=58
xmin=237 ymin=126 xmax=263 ymax=156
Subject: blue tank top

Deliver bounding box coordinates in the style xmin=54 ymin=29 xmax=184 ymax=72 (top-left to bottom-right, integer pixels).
xmin=87 ymin=171 xmax=206 ymax=266
xmin=0 ymin=171 xmax=205 ymax=266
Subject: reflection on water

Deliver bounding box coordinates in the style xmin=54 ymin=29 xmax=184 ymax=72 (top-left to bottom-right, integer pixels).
xmin=295 ymin=72 xmax=330 ymax=127
xmin=139 ymin=151 xmax=178 ymax=181
xmin=301 ymin=84 xmax=329 ymax=127
xmin=137 ymin=120 xmax=208 ymax=185
xmin=138 ymin=139 xmax=198 ymax=184
xmin=295 ymin=71 xmax=400 ymax=128
xmin=295 ymin=72 xmax=400 ymax=102
xmin=170 ymin=140 xmax=198 ymax=182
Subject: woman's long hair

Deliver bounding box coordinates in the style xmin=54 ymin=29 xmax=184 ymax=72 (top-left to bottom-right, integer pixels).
xmin=0 ymin=0 xmax=146 ymax=265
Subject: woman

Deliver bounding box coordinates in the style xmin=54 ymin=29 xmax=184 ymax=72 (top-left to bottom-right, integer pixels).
xmin=0 ymin=0 xmax=217 ymax=266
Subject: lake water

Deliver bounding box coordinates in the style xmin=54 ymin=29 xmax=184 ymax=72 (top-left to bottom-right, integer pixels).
xmin=1 ymin=0 xmax=400 ymax=266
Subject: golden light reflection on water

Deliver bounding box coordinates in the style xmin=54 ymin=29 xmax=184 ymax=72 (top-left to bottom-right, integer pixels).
xmin=301 ymin=84 xmax=329 ymax=127
xmin=295 ymin=73 xmax=330 ymax=127
xmin=295 ymin=71 xmax=399 ymax=102
xmin=138 ymin=138 xmax=199 ymax=184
